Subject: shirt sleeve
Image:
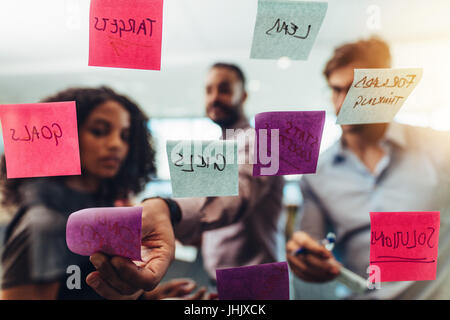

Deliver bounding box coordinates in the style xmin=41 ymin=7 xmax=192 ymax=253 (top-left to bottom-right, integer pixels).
xmin=1 ymin=211 xmax=32 ymax=288
xmin=29 ymin=206 xmax=70 ymax=282
xmin=173 ymin=162 xmax=280 ymax=244
xmin=1 ymin=205 xmax=69 ymax=288
xmin=296 ymin=176 xmax=328 ymax=241
xmin=407 ymin=125 xmax=450 ymax=165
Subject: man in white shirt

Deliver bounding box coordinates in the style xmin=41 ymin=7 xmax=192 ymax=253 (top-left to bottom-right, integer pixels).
xmin=286 ymin=37 xmax=450 ymax=299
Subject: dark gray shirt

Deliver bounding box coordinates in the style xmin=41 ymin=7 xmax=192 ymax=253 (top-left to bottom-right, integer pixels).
xmin=1 ymin=179 xmax=113 ymax=299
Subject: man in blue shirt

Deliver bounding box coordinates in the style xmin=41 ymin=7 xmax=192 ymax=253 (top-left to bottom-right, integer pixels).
xmin=286 ymin=37 xmax=450 ymax=299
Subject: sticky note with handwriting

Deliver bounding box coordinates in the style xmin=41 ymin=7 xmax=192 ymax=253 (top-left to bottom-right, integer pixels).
xmin=89 ymin=0 xmax=163 ymax=70
xmin=216 ymin=262 xmax=290 ymax=300
xmin=166 ymin=140 xmax=238 ymax=198
xmin=253 ymin=111 xmax=325 ymax=176
xmin=370 ymin=211 xmax=440 ymax=282
xmin=66 ymin=207 xmax=142 ymax=261
xmin=336 ymin=68 xmax=423 ymax=125
xmin=250 ymin=0 xmax=328 ymax=60
xmin=0 ymin=102 xmax=81 ymax=179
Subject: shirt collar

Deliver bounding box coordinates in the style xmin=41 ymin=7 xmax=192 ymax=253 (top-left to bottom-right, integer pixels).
xmin=332 ymin=122 xmax=407 ymax=165
xmin=382 ymin=122 xmax=408 ymax=150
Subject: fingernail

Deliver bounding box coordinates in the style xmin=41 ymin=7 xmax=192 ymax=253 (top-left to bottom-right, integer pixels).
xmin=88 ymin=276 xmax=100 ymax=288
xmin=90 ymin=256 xmax=100 ymax=269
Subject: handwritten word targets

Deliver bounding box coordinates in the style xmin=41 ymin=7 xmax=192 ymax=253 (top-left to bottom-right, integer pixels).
xmin=253 ymin=111 xmax=325 ymax=176
xmin=66 ymin=207 xmax=143 ymax=261
xmin=166 ymin=140 xmax=238 ymax=198
xmin=216 ymin=262 xmax=290 ymax=300
xmin=336 ymin=68 xmax=423 ymax=125
xmin=0 ymin=102 xmax=81 ymax=179
xmin=250 ymin=0 xmax=328 ymax=60
xmin=89 ymin=0 xmax=163 ymax=70
xmin=370 ymin=211 xmax=440 ymax=282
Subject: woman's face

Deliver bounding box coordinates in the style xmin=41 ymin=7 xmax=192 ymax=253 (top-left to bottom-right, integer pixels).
xmin=79 ymin=100 xmax=131 ymax=179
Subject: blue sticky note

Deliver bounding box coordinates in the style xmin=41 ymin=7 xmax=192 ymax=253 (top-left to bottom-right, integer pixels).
xmin=250 ymin=0 xmax=328 ymax=60
xmin=166 ymin=140 xmax=239 ymax=198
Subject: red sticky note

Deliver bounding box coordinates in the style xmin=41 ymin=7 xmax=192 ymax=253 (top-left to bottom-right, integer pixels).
xmin=0 ymin=102 xmax=81 ymax=178
xmin=370 ymin=211 xmax=440 ymax=282
xmin=89 ymin=0 xmax=164 ymax=70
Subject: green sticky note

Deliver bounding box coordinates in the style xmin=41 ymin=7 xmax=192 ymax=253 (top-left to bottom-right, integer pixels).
xmin=250 ymin=0 xmax=328 ymax=60
xmin=166 ymin=140 xmax=239 ymax=198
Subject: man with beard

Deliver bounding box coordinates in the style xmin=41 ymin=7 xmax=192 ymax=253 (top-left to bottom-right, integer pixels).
xmin=86 ymin=63 xmax=285 ymax=298
xmin=171 ymin=63 xmax=285 ymax=288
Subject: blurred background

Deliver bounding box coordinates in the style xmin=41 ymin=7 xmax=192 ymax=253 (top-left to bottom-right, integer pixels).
xmin=0 ymin=0 xmax=449 ymax=299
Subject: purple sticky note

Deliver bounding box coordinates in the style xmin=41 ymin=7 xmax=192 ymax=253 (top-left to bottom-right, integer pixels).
xmin=216 ymin=262 xmax=289 ymax=300
xmin=253 ymin=111 xmax=325 ymax=176
xmin=66 ymin=207 xmax=142 ymax=261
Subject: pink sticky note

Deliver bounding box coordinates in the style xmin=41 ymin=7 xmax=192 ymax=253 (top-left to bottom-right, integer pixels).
xmin=370 ymin=212 xmax=440 ymax=282
xmin=253 ymin=111 xmax=325 ymax=176
xmin=0 ymin=102 xmax=81 ymax=179
xmin=89 ymin=0 xmax=163 ymax=70
xmin=216 ymin=262 xmax=290 ymax=300
xmin=66 ymin=207 xmax=142 ymax=261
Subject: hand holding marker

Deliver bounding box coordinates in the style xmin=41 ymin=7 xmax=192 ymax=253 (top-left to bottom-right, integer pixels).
xmin=294 ymin=232 xmax=368 ymax=294
xmin=294 ymin=232 xmax=336 ymax=255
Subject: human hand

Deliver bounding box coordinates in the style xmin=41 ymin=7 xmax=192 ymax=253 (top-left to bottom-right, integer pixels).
xmin=86 ymin=199 xmax=176 ymax=299
xmin=143 ymin=278 xmax=217 ymax=300
xmin=143 ymin=278 xmax=196 ymax=299
xmin=286 ymin=231 xmax=341 ymax=283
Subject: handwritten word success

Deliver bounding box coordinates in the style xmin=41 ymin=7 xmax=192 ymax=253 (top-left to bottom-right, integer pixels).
xmin=336 ymin=68 xmax=423 ymax=125
xmin=89 ymin=0 xmax=163 ymax=70
xmin=166 ymin=140 xmax=238 ymax=198
xmin=250 ymin=0 xmax=328 ymax=60
xmin=370 ymin=211 xmax=440 ymax=282
xmin=66 ymin=207 xmax=143 ymax=261
xmin=253 ymin=111 xmax=325 ymax=176
xmin=0 ymin=102 xmax=81 ymax=178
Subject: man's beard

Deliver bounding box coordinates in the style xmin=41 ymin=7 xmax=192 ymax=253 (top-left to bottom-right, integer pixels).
xmin=207 ymin=101 xmax=242 ymax=128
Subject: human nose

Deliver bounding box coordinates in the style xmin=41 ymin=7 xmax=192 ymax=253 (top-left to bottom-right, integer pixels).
xmin=333 ymin=91 xmax=347 ymax=115
xmin=206 ymin=87 xmax=219 ymax=105
xmin=106 ymin=131 xmax=124 ymax=150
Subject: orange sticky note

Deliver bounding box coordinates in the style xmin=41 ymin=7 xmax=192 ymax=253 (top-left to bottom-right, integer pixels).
xmin=0 ymin=102 xmax=81 ymax=178
xmin=89 ymin=0 xmax=163 ymax=70
xmin=370 ymin=211 xmax=440 ymax=282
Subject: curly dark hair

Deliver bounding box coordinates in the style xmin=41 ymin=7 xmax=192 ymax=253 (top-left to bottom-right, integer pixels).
xmin=0 ymin=86 xmax=156 ymax=207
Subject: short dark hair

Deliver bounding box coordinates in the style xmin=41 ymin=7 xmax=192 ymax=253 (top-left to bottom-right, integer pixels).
xmin=324 ymin=36 xmax=392 ymax=79
xmin=211 ymin=63 xmax=246 ymax=89
xmin=0 ymin=86 xmax=156 ymax=207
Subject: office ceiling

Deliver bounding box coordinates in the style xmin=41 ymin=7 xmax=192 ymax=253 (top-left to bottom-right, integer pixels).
xmin=0 ymin=0 xmax=449 ymax=121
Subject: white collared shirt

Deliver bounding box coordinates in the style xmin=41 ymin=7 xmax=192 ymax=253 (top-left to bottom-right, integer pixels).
xmin=297 ymin=122 xmax=450 ymax=299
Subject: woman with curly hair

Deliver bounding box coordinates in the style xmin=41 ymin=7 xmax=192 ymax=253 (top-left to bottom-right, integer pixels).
xmin=0 ymin=86 xmax=157 ymax=299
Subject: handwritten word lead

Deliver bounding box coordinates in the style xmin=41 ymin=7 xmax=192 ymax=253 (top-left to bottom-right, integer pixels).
xmin=266 ymin=18 xmax=311 ymax=39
